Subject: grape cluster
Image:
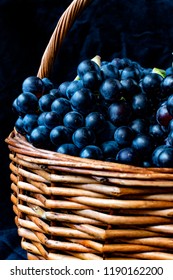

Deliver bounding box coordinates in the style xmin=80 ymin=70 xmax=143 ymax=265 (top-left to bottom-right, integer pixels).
xmin=12 ymin=56 xmax=173 ymax=167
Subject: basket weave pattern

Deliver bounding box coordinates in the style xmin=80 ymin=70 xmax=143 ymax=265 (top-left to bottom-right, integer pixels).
xmin=5 ymin=0 xmax=173 ymax=260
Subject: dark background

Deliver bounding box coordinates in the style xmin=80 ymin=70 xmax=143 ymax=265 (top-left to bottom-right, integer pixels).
xmin=1 ymin=0 xmax=173 ymax=259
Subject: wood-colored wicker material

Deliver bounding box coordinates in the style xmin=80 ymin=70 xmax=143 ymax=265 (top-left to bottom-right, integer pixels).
xmin=5 ymin=0 xmax=173 ymax=260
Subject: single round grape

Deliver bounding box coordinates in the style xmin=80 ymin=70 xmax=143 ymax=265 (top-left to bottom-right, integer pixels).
xmin=114 ymin=126 xmax=134 ymax=147
xmin=116 ymin=147 xmax=139 ymax=166
xmin=132 ymin=133 xmax=154 ymax=156
xmin=141 ymin=73 xmax=163 ymax=95
xmin=77 ymin=59 xmax=101 ymax=78
xmin=70 ymin=88 xmax=95 ymax=115
xmin=63 ymin=111 xmax=84 ymax=131
xmin=80 ymin=145 xmax=103 ymax=160
xmin=56 ymin=143 xmax=80 ymax=156
xmin=38 ymin=93 xmax=56 ymax=112
xmin=157 ymin=147 xmax=173 ymax=167
xmin=51 ymin=97 xmax=71 ymax=117
xmin=100 ymin=140 xmax=119 ymax=159
xmin=72 ymin=127 xmax=96 ymax=149
xmin=156 ymin=103 xmax=173 ymax=127
xmin=30 ymin=125 xmax=51 ymax=149
xmin=22 ymin=76 xmax=45 ymax=96
xmin=23 ymin=113 xmax=38 ymax=134
xmin=50 ymin=125 xmax=72 ymax=146
xmin=108 ymin=100 xmax=132 ymax=126
xmin=99 ymin=78 xmax=122 ymax=102
xmin=85 ymin=111 xmax=106 ymax=133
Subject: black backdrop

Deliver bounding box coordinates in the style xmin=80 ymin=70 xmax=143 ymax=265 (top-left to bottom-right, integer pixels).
xmin=1 ymin=0 xmax=173 ymax=260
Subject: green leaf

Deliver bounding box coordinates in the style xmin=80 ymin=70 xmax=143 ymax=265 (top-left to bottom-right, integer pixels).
xmin=152 ymin=67 xmax=166 ymax=78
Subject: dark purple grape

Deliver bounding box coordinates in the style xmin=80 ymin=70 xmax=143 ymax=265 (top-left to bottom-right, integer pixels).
xmin=129 ymin=118 xmax=148 ymax=135
xmin=80 ymin=145 xmax=103 ymax=160
xmin=114 ymin=126 xmax=134 ymax=147
xmin=42 ymin=77 xmax=54 ymax=92
xmin=85 ymin=112 xmax=106 ymax=133
xmin=121 ymin=66 xmax=141 ymax=81
xmin=72 ymin=127 xmax=96 ymax=149
xmin=100 ymin=140 xmax=119 ymax=159
xmin=99 ymin=78 xmax=122 ymax=102
xmin=141 ymin=73 xmax=163 ymax=96
xmin=149 ymin=123 xmax=166 ymax=144
xmin=38 ymin=93 xmax=56 ymax=112
xmin=161 ymin=75 xmax=173 ymax=97
xmin=101 ymin=63 xmax=119 ymax=79
xmin=165 ymin=67 xmax=173 ymax=76
xmin=152 ymin=145 xmax=168 ymax=166
xmin=22 ymin=76 xmax=45 ymax=97
xmin=111 ymin=57 xmax=132 ymax=69
xmin=15 ymin=116 xmax=25 ymax=134
xmin=77 ymin=59 xmax=101 ymax=78
xmin=167 ymin=94 xmax=173 ymax=116
xmin=120 ymin=78 xmax=140 ymax=100
xmin=16 ymin=92 xmax=38 ymax=114
xmin=116 ymin=147 xmax=139 ymax=165
xmin=82 ymin=71 xmax=102 ymax=90
xmin=132 ymin=93 xmax=149 ymax=117
xmin=22 ymin=113 xmax=38 ymax=134
xmin=57 ymin=143 xmax=80 ymax=156
xmin=108 ymin=100 xmax=132 ymax=126
xmin=70 ymin=88 xmax=95 ymax=115
xmin=12 ymin=98 xmax=23 ymax=116
xmin=156 ymin=103 xmax=173 ymax=127
xmin=167 ymin=130 xmax=173 ymax=146
xmin=132 ymin=133 xmax=154 ymax=156
xmin=168 ymin=119 xmax=173 ymax=131
xmin=63 ymin=111 xmax=84 ymax=131
xmin=51 ymin=97 xmax=71 ymax=117
xmin=50 ymin=125 xmax=72 ymax=146
xmin=66 ymin=80 xmax=83 ymax=99
xmin=57 ymin=81 xmax=71 ymax=98
xmin=30 ymin=125 xmax=51 ymax=149
xmin=43 ymin=111 xmax=62 ymax=129
xmin=37 ymin=112 xmax=47 ymax=126
xmin=157 ymin=147 xmax=173 ymax=167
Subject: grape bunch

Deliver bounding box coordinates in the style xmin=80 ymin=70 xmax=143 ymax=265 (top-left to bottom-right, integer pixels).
xmin=12 ymin=56 xmax=173 ymax=167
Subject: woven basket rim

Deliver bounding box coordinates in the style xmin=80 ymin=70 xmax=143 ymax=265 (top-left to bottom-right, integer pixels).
xmin=6 ymin=128 xmax=173 ymax=175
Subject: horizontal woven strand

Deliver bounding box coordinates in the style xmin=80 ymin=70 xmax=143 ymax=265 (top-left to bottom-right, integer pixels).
xmin=103 ymin=243 xmax=168 ymax=253
xmin=48 ymin=253 xmax=80 ymax=260
xmin=64 ymin=251 xmax=102 ymax=260
xmin=69 ymin=196 xmax=173 ymax=209
xmin=71 ymin=183 xmax=173 ymax=195
xmin=146 ymin=224 xmax=173 ymax=234
xmin=73 ymin=209 xmax=173 ymax=225
xmin=68 ymin=238 xmax=103 ymax=252
xmin=105 ymin=229 xmax=164 ymax=239
xmin=107 ymin=177 xmax=173 ymax=187
xmin=121 ymin=251 xmax=173 ymax=260
xmin=50 ymin=165 xmax=173 ymax=180
xmin=117 ymin=208 xmax=173 ymax=217
xmin=124 ymin=194 xmax=173 ymax=201
xmin=125 ymin=237 xmax=173 ymax=249
xmin=45 ymin=211 xmax=103 ymax=225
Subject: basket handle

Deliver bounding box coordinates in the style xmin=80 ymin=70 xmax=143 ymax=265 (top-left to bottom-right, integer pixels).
xmin=37 ymin=0 xmax=92 ymax=79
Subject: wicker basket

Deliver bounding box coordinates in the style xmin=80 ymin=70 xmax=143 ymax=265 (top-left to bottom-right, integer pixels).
xmin=5 ymin=0 xmax=173 ymax=260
